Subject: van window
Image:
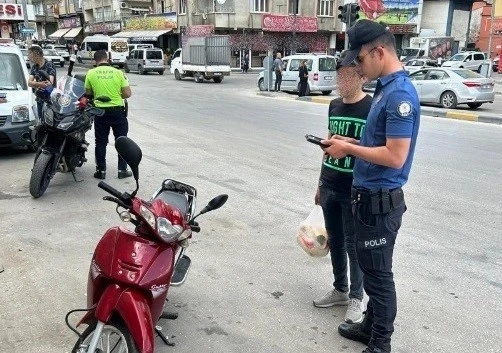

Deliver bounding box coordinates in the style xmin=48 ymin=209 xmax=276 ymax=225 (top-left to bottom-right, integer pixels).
xmin=86 ymin=42 xmax=108 ymax=52
xmin=473 ymin=53 xmax=484 ymax=61
xmin=146 ymin=50 xmax=162 ymax=60
xmin=289 ymin=59 xmax=312 ymax=71
xmin=0 ymin=53 xmax=27 ymax=90
xmin=319 ymin=57 xmax=336 ymax=71
xmin=131 ymin=50 xmax=138 ymax=59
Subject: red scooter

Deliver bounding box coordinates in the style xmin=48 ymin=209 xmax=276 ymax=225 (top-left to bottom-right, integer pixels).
xmin=66 ymin=136 xmax=228 ymax=353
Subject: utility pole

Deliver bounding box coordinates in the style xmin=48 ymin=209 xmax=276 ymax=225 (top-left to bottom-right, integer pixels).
xmin=487 ymin=0 xmax=496 ymax=60
xmin=21 ymin=0 xmax=31 ymax=46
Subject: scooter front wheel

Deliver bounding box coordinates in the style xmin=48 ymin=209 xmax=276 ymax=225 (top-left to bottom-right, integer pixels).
xmin=72 ymin=320 xmax=139 ymax=353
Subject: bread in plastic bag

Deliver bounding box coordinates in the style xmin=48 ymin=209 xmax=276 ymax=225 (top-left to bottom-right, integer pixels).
xmin=296 ymin=205 xmax=329 ymax=257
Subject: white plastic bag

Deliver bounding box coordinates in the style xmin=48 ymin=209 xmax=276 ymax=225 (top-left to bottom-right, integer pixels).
xmin=296 ymin=205 xmax=329 ymax=257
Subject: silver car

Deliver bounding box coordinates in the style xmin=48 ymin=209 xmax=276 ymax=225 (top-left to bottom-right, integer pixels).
xmin=409 ymin=68 xmax=495 ymax=109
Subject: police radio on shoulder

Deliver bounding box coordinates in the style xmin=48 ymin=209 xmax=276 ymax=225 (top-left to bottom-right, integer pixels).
xmin=305 ymin=134 xmax=329 ymax=148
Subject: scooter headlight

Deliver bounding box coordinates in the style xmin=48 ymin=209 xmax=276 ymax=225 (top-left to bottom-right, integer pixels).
xmin=157 ymin=217 xmax=183 ymax=242
xmin=140 ymin=205 xmax=156 ymax=229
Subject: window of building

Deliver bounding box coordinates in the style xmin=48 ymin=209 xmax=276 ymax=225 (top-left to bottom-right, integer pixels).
xmin=34 ymin=2 xmax=45 ymax=16
xmin=251 ymin=0 xmax=268 ymax=13
xmin=180 ymin=0 xmax=186 ymax=14
xmin=317 ymin=0 xmax=334 ymax=17
xmin=289 ymin=0 xmax=299 ymax=14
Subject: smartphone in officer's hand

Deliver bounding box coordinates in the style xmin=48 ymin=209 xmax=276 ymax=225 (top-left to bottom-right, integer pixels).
xmin=305 ymin=134 xmax=330 ymax=148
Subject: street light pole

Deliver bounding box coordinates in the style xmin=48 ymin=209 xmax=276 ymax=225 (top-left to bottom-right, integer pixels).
xmin=487 ymin=0 xmax=496 ymax=59
xmin=21 ymin=0 xmax=31 ymax=46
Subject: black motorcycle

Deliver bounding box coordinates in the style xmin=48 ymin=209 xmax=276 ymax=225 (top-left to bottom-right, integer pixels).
xmin=29 ymin=60 xmax=107 ymax=198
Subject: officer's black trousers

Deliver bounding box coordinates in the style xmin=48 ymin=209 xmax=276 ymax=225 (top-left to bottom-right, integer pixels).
xmin=94 ymin=107 xmax=128 ymax=172
xmin=353 ymin=199 xmax=406 ymax=352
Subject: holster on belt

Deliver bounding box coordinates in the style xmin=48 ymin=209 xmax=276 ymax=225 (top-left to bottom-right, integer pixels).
xmin=352 ymin=188 xmax=404 ymax=215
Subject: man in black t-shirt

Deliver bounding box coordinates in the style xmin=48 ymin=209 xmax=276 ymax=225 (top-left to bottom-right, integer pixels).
xmin=313 ymin=50 xmax=372 ymax=325
xmin=27 ymin=46 xmax=57 ymax=121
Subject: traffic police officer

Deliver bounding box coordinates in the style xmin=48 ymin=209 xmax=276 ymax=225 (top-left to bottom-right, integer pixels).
xmin=321 ymin=20 xmax=421 ymax=353
xmin=85 ymin=50 xmax=132 ymax=179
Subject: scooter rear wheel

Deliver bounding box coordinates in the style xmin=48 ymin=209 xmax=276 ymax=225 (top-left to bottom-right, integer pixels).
xmin=71 ymin=320 xmax=139 ymax=353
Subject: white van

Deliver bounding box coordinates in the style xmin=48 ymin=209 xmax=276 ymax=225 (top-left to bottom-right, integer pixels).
xmin=257 ymin=53 xmax=337 ymax=95
xmin=0 ymin=42 xmax=36 ymax=150
xmin=128 ymin=43 xmax=154 ymax=53
xmin=125 ymin=48 xmax=165 ymax=75
xmin=77 ymin=35 xmax=129 ymax=68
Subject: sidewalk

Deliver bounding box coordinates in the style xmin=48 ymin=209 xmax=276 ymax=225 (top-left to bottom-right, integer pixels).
xmin=256 ymin=91 xmax=502 ymax=125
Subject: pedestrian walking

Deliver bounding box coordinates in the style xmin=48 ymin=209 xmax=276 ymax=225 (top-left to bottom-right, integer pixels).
xmin=274 ymin=52 xmax=283 ymax=92
xmin=298 ymin=59 xmax=309 ymax=97
xmin=243 ymin=54 xmax=249 ymax=73
xmin=321 ymin=20 xmax=421 ymax=353
xmin=84 ymin=50 xmax=133 ymax=180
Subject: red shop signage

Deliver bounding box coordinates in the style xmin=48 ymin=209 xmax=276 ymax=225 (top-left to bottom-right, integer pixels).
xmin=262 ymin=15 xmax=318 ymax=33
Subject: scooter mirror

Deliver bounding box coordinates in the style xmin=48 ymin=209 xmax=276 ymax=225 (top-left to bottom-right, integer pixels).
xmin=203 ymin=194 xmax=228 ymax=213
xmin=115 ymin=136 xmax=142 ymax=181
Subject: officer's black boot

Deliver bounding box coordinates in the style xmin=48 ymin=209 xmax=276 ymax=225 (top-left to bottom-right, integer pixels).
xmin=338 ymin=312 xmax=373 ymax=345
xmin=362 ymin=338 xmax=391 ymax=353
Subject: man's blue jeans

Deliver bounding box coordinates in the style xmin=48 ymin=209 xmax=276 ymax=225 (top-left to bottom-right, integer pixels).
xmin=319 ymin=187 xmax=364 ymax=300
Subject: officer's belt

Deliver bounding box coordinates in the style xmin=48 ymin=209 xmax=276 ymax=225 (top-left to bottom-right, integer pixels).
xmin=351 ymin=187 xmax=404 ymax=215
xmin=99 ymin=106 xmax=124 ymax=111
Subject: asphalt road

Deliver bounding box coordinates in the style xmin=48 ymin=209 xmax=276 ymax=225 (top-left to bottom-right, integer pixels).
xmin=0 ymin=67 xmax=501 ymax=353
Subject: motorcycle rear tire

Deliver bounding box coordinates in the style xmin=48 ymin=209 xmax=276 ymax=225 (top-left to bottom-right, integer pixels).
xmin=71 ymin=319 xmax=139 ymax=353
xmin=29 ymin=152 xmax=55 ymax=198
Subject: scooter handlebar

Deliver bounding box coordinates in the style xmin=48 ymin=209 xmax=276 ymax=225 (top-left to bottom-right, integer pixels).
xmin=98 ymin=181 xmax=124 ymax=201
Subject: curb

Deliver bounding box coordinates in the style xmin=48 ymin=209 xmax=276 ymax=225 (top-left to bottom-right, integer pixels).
xmin=256 ymin=92 xmax=502 ymax=125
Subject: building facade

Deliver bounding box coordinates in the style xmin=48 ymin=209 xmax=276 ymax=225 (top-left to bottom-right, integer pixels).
xmin=472 ymin=0 xmax=502 ymax=58
xmin=0 ymin=1 xmax=36 ymax=41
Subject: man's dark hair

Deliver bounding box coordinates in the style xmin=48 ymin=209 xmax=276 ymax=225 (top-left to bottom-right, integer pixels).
xmin=28 ymin=46 xmax=43 ymax=58
xmin=94 ymin=50 xmax=109 ymax=63
xmin=366 ymin=31 xmax=397 ymax=52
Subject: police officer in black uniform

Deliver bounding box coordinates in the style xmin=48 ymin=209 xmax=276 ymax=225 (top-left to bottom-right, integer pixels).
xmin=321 ymin=20 xmax=421 ymax=353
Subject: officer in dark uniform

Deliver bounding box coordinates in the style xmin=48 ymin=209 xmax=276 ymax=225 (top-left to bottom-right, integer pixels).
xmin=321 ymin=20 xmax=421 ymax=353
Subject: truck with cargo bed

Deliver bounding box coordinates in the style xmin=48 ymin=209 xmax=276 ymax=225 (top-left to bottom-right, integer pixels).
xmin=170 ymin=35 xmax=231 ymax=83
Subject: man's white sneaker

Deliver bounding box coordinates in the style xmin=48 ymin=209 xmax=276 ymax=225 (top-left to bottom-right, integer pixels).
xmin=345 ymin=298 xmax=363 ymax=323
xmin=313 ymin=289 xmax=350 ymax=308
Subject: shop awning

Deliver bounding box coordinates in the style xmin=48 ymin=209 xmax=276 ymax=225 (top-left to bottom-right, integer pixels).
xmin=63 ymin=27 xmax=83 ymax=39
xmin=112 ymin=29 xmax=172 ymax=41
xmin=48 ymin=28 xmax=71 ymax=39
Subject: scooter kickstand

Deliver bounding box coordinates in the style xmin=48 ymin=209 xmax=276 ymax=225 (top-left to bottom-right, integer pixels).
xmin=71 ymin=170 xmax=83 ymax=182
xmin=155 ymin=326 xmax=175 ymax=347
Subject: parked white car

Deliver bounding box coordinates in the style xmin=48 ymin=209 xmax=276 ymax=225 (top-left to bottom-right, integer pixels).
xmin=43 ymin=49 xmax=65 ymax=67
xmin=408 ymin=67 xmax=495 ymax=109
xmin=441 ymin=51 xmax=489 ymax=72
xmin=45 ymin=44 xmax=70 ymax=61
xmin=0 ymin=42 xmax=37 ymax=150
xmin=257 ymin=53 xmax=337 ymax=95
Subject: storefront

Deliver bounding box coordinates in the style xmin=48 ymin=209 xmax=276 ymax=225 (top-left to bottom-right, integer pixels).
xmin=113 ymin=12 xmax=178 ymax=54
xmin=84 ymin=21 xmax=122 ymax=36
xmin=48 ymin=16 xmax=83 ymax=44
xmin=228 ymin=15 xmax=329 ymax=70
xmin=0 ymin=3 xmax=35 ymax=41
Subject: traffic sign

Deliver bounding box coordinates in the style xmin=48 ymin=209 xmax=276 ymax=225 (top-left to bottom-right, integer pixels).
xmin=21 ymin=28 xmax=35 ymax=33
